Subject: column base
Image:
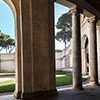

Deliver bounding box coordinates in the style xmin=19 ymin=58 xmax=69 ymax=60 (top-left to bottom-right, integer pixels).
xmin=90 ymin=81 xmax=99 ymax=86
xmin=14 ymin=90 xmax=21 ymax=99
xmin=72 ymin=86 xmax=84 ymax=90
xmin=21 ymin=89 xmax=57 ymax=100
xmin=21 ymin=92 xmax=33 ymax=100
xmin=33 ymin=89 xmax=57 ymax=97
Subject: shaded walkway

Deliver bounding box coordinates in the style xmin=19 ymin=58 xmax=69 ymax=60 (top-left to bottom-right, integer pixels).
xmin=0 ymin=75 xmax=91 ymax=100
xmin=1 ymin=86 xmax=100 ymax=100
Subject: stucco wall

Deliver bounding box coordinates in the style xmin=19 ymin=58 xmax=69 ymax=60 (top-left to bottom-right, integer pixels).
xmin=55 ymin=41 xmax=72 ymax=70
xmin=0 ymin=53 xmax=15 ymax=72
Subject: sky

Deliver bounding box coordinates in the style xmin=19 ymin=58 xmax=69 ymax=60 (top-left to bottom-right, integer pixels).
xmin=0 ymin=0 xmax=14 ymax=39
xmin=54 ymin=3 xmax=69 ymax=50
xmin=0 ymin=1 xmax=69 ymax=51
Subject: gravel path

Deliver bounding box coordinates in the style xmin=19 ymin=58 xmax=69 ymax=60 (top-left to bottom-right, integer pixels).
xmin=0 ymin=76 xmax=15 ymax=82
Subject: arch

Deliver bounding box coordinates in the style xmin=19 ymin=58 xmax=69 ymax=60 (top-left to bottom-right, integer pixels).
xmin=3 ymin=0 xmax=17 ymax=45
xmin=1 ymin=1 xmax=22 ymax=99
xmin=3 ymin=0 xmax=16 ymax=17
xmin=81 ymin=34 xmax=89 ymax=75
xmin=81 ymin=34 xmax=88 ymax=49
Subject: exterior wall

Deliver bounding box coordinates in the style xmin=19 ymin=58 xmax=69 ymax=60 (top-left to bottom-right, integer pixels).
xmin=55 ymin=41 xmax=72 ymax=71
xmin=55 ymin=52 xmax=63 ymax=70
xmin=81 ymin=18 xmax=89 ymax=38
xmin=0 ymin=53 xmax=15 ymax=72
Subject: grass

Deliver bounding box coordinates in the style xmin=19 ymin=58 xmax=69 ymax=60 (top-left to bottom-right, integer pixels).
xmin=0 ymin=79 xmax=15 ymax=93
xmin=56 ymin=72 xmax=87 ymax=87
xmin=0 ymin=72 xmax=87 ymax=93
xmin=0 ymin=73 xmax=15 ymax=76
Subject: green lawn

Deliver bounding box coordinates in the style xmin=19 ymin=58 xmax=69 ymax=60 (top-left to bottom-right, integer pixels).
xmin=0 ymin=72 xmax=87 ymax=93
xmin=0 ymin=79 xmax=15 ymax=93
xmin=56 ymin=72 xmax=87 ymax=86
xmin=0 ymin=73 xmax=15 ymax=76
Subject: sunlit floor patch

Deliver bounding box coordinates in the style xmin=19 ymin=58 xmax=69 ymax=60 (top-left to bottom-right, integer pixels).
xmin=56 ymin=75 xmax=67 ymax=77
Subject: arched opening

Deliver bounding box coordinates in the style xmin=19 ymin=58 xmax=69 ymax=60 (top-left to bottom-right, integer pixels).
xmin=0 ymin=0 xmax=17 ymax=94
xmin=55 ymin=2 xmax=73 ymax=87
xmin=81 ymin=34 xmax=89 ymax=75
xmin=55 ymin=1 xmax=88 ymax=90
xmin=85 ymin=38 xmax=89 ymax=74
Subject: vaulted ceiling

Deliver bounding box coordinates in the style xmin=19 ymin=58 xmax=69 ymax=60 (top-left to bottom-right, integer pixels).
xmin=85 ymin=0 xmax=100 ymax=11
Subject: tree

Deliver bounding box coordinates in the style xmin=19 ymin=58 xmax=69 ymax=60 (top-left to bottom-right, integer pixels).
xmin=55 ymin=12 xmax=72 ymax=48
xmin=55 ymin=30 xmax=72 ymax=48
xmin=0 ymin=31 xmax=15 ymax=53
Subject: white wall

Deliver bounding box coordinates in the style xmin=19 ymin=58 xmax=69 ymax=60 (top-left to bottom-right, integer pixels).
xmin=0 ymin=53 xmax=15 ymax=72
xmin=55 ymin=41 xmax=72 ymax=70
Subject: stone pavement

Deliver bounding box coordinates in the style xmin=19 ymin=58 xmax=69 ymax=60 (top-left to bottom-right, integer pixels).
xmin=0 ymin=85 xmax=100 ymax=100
xmin=0 ymin=75 xmax=95 ymax=100
xmin=0 ymin=95 xmax=13 ymax=100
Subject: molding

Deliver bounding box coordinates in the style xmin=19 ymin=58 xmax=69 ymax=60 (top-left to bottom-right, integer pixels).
xmin=14 ymin=90 xmax=21 ymax=99
xmin=81 ymin=17 xmax=88 ymax=28
xmin=88 ymin=16 xmax=98 ymax=23
xmin=69 ymin=5 xmax=83 ymax=14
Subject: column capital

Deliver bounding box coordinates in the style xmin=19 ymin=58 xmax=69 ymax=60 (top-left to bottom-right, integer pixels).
xmin=69 ymin=6 xmax=83 ymax=14
xmin=88 ymin=16 xmax=98 ymax=23
xmin=97 ymin=25 xmax=100 ymax=30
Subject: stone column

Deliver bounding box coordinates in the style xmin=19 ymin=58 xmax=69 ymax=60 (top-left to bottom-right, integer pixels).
xmin=19 ymin=0 xmax=57 ymax=99
xmin=97 ymin=26 xmax=100 ymax=81
xmin=70 ymin=6 xmax=83 ymax=90
xmin=82 ymin=48 xmax=87 ymax=75
xmin=88 ymin=16 xmax=99 ymax=86
xmin=31 ymin=0 xmax=57 ymax=97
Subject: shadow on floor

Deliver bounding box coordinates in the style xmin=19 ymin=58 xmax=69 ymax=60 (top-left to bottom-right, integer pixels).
xmin=1 ymin=86 xmax=100 ymax=100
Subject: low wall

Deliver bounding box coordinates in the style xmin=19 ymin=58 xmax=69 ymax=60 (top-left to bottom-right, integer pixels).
xmin=0 ymin=53 xmax=15 ymax=73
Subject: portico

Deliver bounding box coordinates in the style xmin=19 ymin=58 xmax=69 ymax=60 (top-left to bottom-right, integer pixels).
xmin=1 ymin=0 xmax=100 ymax=99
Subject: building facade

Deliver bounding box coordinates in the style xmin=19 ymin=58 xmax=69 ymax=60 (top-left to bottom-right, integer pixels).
xmin=56 ymin=15 xmax=100 ymax=78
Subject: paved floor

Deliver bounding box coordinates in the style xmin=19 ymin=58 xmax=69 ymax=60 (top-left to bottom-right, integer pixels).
xmin=0 ymin=75 xmax=96 ymax=100
xmin=0 ymin=95 xmax=13 ymax=100
xmin=1 ymin=85 xmax=100 ymax=100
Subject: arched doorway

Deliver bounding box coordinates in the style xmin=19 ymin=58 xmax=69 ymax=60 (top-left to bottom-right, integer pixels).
xmin=2 ymin=0 xmax=22 ymax=99
xmin=81 ymin=34 xmax=89 ymax=75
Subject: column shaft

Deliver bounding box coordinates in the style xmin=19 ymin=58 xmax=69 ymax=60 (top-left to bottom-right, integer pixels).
xmin=89 ymin=17 xmax=99 ymax=86
xmin=31 ymin=0 xmax=57 ymax=96
xmin=97 ymin=26 xmax=100 ymax=81
xmin=70 ymin=6 xmax=83 ymax=90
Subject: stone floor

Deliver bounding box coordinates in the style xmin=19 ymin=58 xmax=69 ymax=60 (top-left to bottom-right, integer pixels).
xmin=0 ymin=76 xmax=100 ymax=100
xmin=1 ymin=86 xmax=100 ymax=100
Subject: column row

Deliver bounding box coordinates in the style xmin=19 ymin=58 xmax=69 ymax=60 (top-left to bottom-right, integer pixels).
xmin=70 ymin=6 xmax=99 ymax=90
